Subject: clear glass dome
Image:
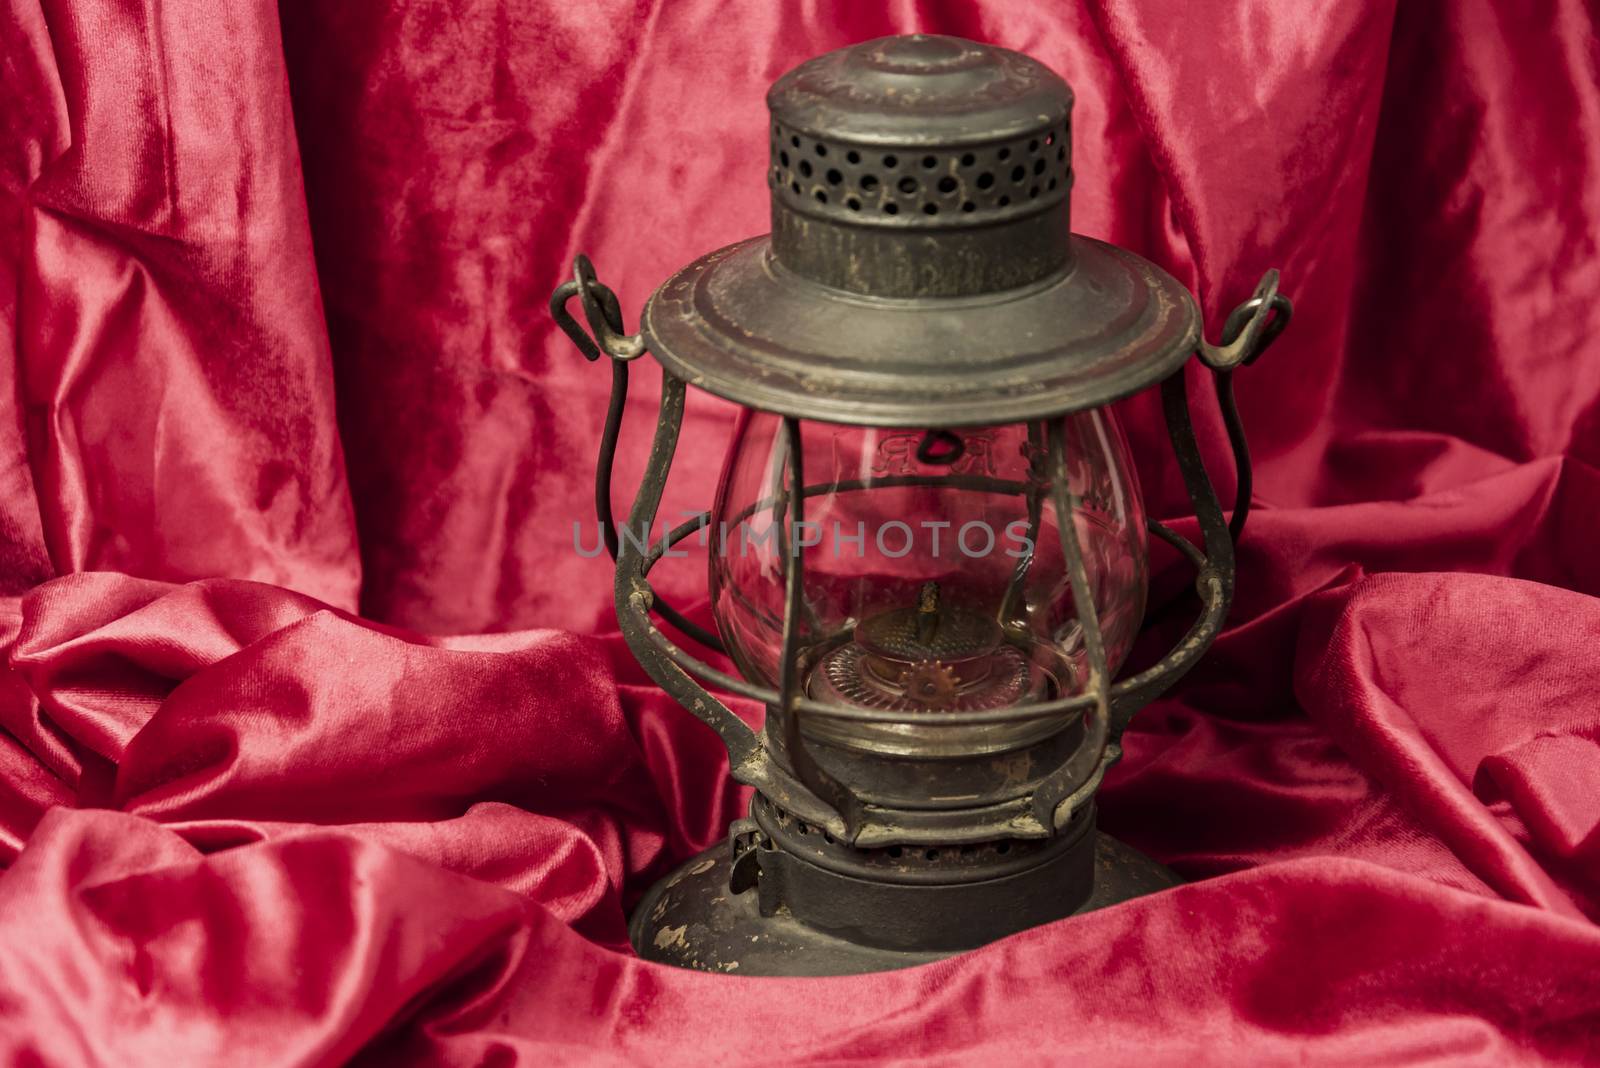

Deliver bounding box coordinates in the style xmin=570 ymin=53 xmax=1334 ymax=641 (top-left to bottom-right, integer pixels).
xmin=709 ymin=411 xmax=1147 ymax=737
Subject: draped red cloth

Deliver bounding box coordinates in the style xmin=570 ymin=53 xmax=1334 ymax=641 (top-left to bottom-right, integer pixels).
xmin=2 ymin=0 xmax=1598 ymax=1063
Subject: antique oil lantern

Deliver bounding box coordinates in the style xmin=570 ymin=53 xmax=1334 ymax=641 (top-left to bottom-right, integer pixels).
xmin=551 ymin=35 xmax=1290 ymax=975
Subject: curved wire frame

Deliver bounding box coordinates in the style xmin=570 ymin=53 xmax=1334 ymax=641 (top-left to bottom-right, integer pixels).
xmin=557 ymin=257 xmax=1291 ymax=847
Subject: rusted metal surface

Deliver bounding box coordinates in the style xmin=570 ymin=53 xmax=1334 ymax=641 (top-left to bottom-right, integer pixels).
xmin=629 ymin=819 xmax=1179 ymax=976
xmin=641 ymin=235 xmax=1200 ymax=429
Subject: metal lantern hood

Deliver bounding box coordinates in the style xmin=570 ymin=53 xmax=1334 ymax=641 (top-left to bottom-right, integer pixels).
xmin=552 ymin=34 xmax=1291 ymax=975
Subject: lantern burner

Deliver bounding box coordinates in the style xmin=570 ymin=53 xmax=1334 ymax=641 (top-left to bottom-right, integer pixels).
xmin=807 ymin=581 xmax=1061 ymax=712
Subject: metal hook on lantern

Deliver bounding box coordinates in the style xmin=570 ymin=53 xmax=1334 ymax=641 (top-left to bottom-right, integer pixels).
xmin=551 ymin=254 xmax=727 ymax=654
xmin=1196 ymin=269 xmax=1294 ymax=546
xmin=1198 ymin=269 xmax=1292 ymax=372
xmin=549 ymin=254 xmax=648 ymax=363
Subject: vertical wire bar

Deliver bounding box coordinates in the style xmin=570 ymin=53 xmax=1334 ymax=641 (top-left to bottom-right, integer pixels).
xmin=590 ymin=279 xmax=633 ymax=562
xmin=768 ymin=421 xmax=824 ymax=635
xmin=775 ymin=416 xmax=861 ymax=835
xmin=1209 ymin=282 xmax=1291 ymax=549
xmin=1162 ymin=371 xmax=1235 ymax=600
xmin=1212 ymin=367 xmax=1252 ymax=546
xmin=771 ymin=461 xmax=793 ymax=574
xmin=774 ymin=417 xmax=807 ymax=764
xmin=614 ymin=375 xmax=760 ymax=768
xmin=1029 ymin=417 xmax=1112 ymax=828
xmin=596 ymin=360 xmax=629 ymax=560
xmin=998 ymin=420 xmax=1047 ymax=622
xmin=1097 ymin=369 xmax=1238 ymax=741
xmin=587 ymin=295 xmax=723 ymax=651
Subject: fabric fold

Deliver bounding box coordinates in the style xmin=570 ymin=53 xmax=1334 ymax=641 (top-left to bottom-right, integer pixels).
xmin=2 ymin=0 xmax=1599 ymax=1063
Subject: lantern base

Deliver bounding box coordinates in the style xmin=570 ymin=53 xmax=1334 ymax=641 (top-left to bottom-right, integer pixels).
xmin=628 ymin=827 xmax=1179 ymax=976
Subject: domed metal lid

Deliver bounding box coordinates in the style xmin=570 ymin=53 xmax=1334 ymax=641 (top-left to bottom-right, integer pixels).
xmin=769 ymin=34 xmax=1073 ymax=147
xmin=640 ymin=35 xmax=1199 ymax=427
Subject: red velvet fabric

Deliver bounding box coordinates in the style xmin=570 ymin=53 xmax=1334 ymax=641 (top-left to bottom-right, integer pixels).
xmin=2 ymin=0 xmax=1599 ymax=1063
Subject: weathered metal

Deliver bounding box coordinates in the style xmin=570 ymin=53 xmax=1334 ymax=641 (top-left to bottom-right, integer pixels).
xmin=548 ymin=33 xmax=1293 ymax=975
xmin=641 ymin=34 xmax=1201 ymax=428
xmin=629 ymin=813 xmax=1181 ymax=976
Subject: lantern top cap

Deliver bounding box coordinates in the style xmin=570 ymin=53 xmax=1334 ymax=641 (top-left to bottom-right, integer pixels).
xmin=640 ymin=36 xmax=1199 ymax=427
xmin=768 ymin=35 xmax=1073 ymax=145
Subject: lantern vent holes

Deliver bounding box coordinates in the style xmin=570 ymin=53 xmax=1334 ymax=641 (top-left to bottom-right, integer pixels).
xmin=769 ymin=121 xmax=1071 ymax=223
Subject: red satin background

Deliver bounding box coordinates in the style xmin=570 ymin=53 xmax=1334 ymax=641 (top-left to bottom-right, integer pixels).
xmin=2 ymin=0 xmax=1599 ymax=1064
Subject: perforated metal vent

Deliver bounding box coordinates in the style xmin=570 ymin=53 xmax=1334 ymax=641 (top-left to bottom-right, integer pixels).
xmin=770 ymin=120 xmax=1072 ymax=225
